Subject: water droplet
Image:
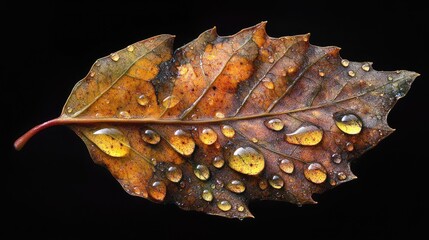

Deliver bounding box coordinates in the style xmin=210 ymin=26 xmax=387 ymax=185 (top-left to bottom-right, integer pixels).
xmin=217 ymin=200 xmax=232 ymax=212
xmin=304 ymin=163 xmax=327 ymax=184
xmin=269 ymin=175 xmax=284 ymax=189
xmin=331 ymin=153 xmax=342 ymax=164
xmin=396 ymin=70 xmax=401 ymax=74
xmin=329 ymin=179 xmax=337 ymax=186
xmin=259 ymin=180 xmax=268 ymax=190
xmin=141 ymin=129 xmax=161 ymax=145
xmin=341 ymin=59 xmax=350 ymax=67
xmin=262 ymin=77 xmax=274 ymax=89
xmin=285 ymin=124 xmax=323 ymax=146
xmin=287 ymin=67 xmax=297 ymax=74
xmin=215 ymin=112 xmax=225 ymax=119
xmin=194 ymin=164 xmax=210 ymax=181
xmin=251 ymin=138 xmax=258 ymax=143
xmin=212 ymin=156 xmax=225 ymax=169
xmin=170 ymin=129 xmax=195 ymax=156
xmin=334 ymin=113 xmax=363 ymax=135
xmin=137 ymin=94 xmax=149 ymax=106
xmin=202 ymin=189 xmax=213 ymax=202
xmin=388 ymin=76 xmax=393 ymax=81
xmin=119 ymin=110 xmax=131 ymax=119
xmin=85 ymin=128 xmax=130 ymax=157
xmin=279 ymin=159 xmax=294 ymax=174
xmin=346 ymin=142 xmax=354 ymax=152
xmin=318 ymin=70 xmax=325 ymax=77
xmin=362 ymin=63 xmax=370 ymax=72
xmin=95 ymin=60 xmax=101 ymax=67
xmin=162 ymin=95 xmax=180 ymax=108
xmin=66 ymin=106 xmax=73 ymax=113
xmin=348 ymin=70 xmax=356 ymax=77
xmin=199 ymin=127 xmax=218 ymax=145
xmin=90 ymin=71 xmax=96 ymax=77
xmin=264 ymin=118 xmax=284 ymax=131
xmin=133 ymin=187 xmax=141 ymax=195
xmin=227 ymin=146 xmax=265 ymax=175
xmin=337 ymin=172 xmax=347 ymax=181
xmin=221 ymin=125 xmax=235 ymax=138
xmin=110 ymin=52 xmax=120 ymax=62
xmin=237 ymin=205 xmax=245 ymax=212
xmin=226 ymin=180 xmax=246 ymax=193
xmin=166 ymin=166 xmax=182 ymax=183
xmin=127 ymin=45 xmax=134 ymax=52
xmin=148 ymin=181 xmax=167 ymax=201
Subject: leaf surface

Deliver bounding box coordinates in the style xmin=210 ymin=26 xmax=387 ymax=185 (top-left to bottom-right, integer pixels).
xmin=15 ymin=22 xmax=418 ymax=218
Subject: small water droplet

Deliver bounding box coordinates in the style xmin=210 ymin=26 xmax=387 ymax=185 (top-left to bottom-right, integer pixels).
xmin=170 ymin=129 xmax=195 ymax=156
xmin=127 ymin=45 xmax=134 ymax=52
xmin=329 ymin=179 xmax=337 ymax=186
xmin=362 ymin=63 xmax=370 ymax=72
xmin=133 ymin=187 xmax=141 ymax=195
xmin=194 ymin=164 xmax=210 ymax=181
xmin=237 ymin=205 xmax=245 ymax=212
xmin=119 ymin=110 xmax=131 ymax=119
xmin=85 ymin=128 xmax=130 ymax=157
xmin=110 ymin=52 xmax=120 ymax=62
xmin=199 ymin=127 xmax=218 ymax=145
xmin=392 ymin=82 xmax=398 ymax=87
xmin=141 ymin=129 xmax=161 ymax=145
xmin=279 ymin=159 xmax=294 ymax=174
xmin=268 ymin=56 xmax=275 ymax=63
xmin=334 ymin=113 xmax=363 ymax=135
xmin=151 ymin=158 xmax=157 ymax=165
xmin=162 ymin=95 xmax=180 ymax=108
xmin=337 ymin=172 xmax=347 ymax=181
xmin=166 ymin=166 xmax=182 ymax=183
xmin=262 ymin=77 xmax=274 ymax=89
xmin=212 ymin=156 xmax=225 ymax=169
xmin=226 ymin=180 xmax=246 ymax=193
xmin=217 ymin=200 xmax=232 ymax=212
xmin=90 ymin=71 xmax=96 ymax=77
xmin=269 ymin=175 xmax=284 ymax=189
xmin=341 ymin=59 xmax=350 ymax=67
xmin=148 ymin=181 xmax=167 ymax=201
xmin=215 ymin=112 xmax=225 ymax=119
xmin=331 ymin=153 xmax=342 ymax=164
xmin=227 ymin=146 xmax=265 ymax=175
xmin=388 ymin=76 xmax=393 ymax=81
xmin=287 ymin=67 xmax=297 ymax=74
xmin=202 ymin=189 xmax=213 ymax=202
xmin=95 ymin=60 xmax=101 ymax=67
xmin=395 ymin=70 xmax=401 ymax=74
xmin=304 ymin=163 xmax=327 ymax=184
xmin=259 ymin=180 xmax=268 ymax=190
xmin=221 ymin=125 xmax=235 ymax=138
xmin=251 ymin=138 xmax=258 ymax=143
xmin=348 ymin=70 xmax=356 ymax=77
xmin=210 ymin=184 xmax=216 ymax=189
xmin=137 ymin=94 xmax=149 ymax=106
xmin=179 ymin=181 xmax=186 ymax=189
xmin=66 ymin=106 xmax=73 ymax=113
xmin=346 ymin=142 xmax=354 ymax=152
xmin=285 ymin=124 xmax=323 ymax=146
xmin=264 ymin=118 xmax=284 ymax=131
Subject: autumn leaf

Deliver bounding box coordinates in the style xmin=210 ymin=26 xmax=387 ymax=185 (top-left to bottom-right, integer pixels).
xmin=14 ymin=22 xmax=418 ymax=218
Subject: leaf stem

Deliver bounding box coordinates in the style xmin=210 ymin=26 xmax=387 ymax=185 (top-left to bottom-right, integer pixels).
xmin=14 ymin=118 xmax=64 ymax=150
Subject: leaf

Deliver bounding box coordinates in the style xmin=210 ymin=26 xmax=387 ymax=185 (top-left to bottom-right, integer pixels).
xmin=15 ymin=22 xmax=418 ymax=218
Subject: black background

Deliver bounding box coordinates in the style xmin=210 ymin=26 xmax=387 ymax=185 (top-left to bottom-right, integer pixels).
xmin=3 ymin=1 xmax=427 ymax=239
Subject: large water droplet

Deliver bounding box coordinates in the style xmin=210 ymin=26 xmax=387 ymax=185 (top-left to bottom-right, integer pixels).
xmin=227 ymin=146 xmax=265 ymax=175
xmin=285 ymin=124 xmax=323 ymax=146
xmin=148 ymin=181 xmax=167 ymax=201
xmin=262 ymin=77 xmax=274 ymax=90
xmin=217 ymin=200 xmax=232 ymax=212
xmin=110 ymin=52 xmax=120 ymax=62
xmin=264 ymin=118 xmax=284 ymax=131
xmin=202 ymin=189 xmax=213 ymax=202
xmin=304 ymin=163 xmax=327 ymax=184
xmin=221 ymin=125 xmax=235 ymax=138
xmin=162 ymin=95 xmax=180 ymax=108
xmin=141 ymin=129 xmax=161 ymax=145
xmin=166 ymin=166 xmax=182 ymax=183
xmin=199 ymin=127 xmax=218 ymax=145
xmin=85 ymin=128 xmax=130 ymax=157
xmin=194 ymin=164 xmax=210 ymax=181
xmin=137 ymin=94 xmax=149 ymax=106
xmin=269 ymin=175 xmax=284 ymax=189
xmin=226 ymin=180 xmax=246 ymax=193
xmin=279 ymin=159 xmax=294 ymax=174
xmin=341 ymin=59 xmax=350 ymax=67
xmin=334 ymin=113 xmax=363 ymax=135
xmin=170 ymin=129 xmax=195 ymax=156
xmin=212 ymin=156 xmax=225 ymax=169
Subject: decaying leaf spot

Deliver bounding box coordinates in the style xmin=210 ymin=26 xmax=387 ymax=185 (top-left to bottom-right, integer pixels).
xmin=14 ymin=22 xmax=419 ymax=219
